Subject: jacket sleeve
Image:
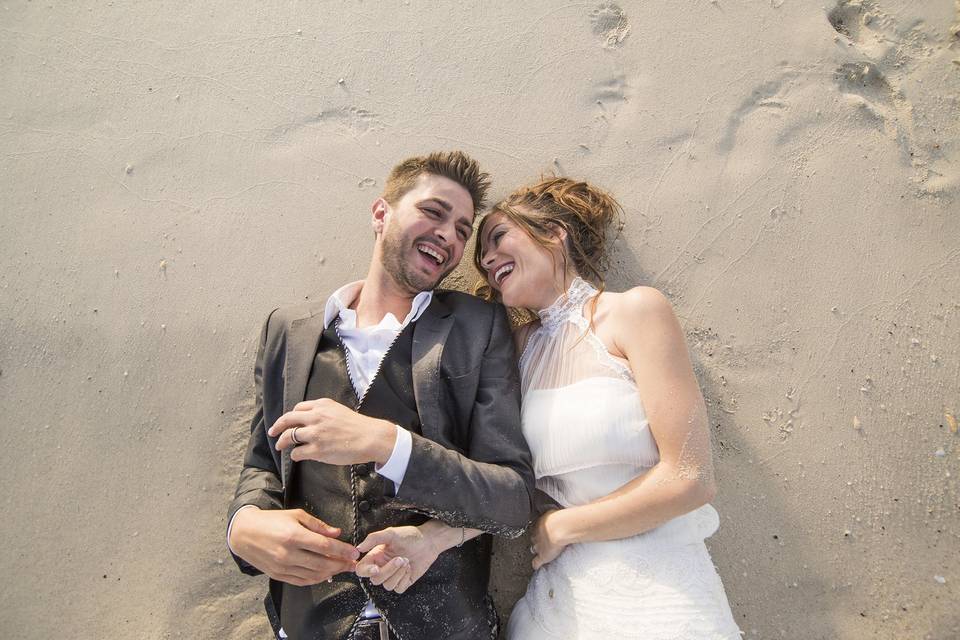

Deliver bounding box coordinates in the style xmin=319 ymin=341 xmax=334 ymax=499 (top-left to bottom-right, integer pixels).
xmin=391 ymin=304 xmax=535 ymax=538
xmin=225 ymin=308 xmax=283 ymax=575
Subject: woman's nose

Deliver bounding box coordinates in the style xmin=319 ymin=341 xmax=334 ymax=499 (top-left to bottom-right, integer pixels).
xmin=480 ymin=249 xmax=495 ymax=269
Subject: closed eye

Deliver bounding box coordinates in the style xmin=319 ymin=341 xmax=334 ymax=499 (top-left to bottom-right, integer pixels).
xmin=479 ymin=228 xmax=505 ymax=265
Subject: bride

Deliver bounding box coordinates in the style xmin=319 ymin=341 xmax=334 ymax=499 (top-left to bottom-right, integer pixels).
xmin=356 ymin=177 xmax=742 ymax=639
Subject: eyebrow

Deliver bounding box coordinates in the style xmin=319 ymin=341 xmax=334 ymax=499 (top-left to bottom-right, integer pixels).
xmin=421 ymin=197 xmax=473 ymax=236
xmin=485 ymin=222 xmax=504 ymax=240
xmin=419 ymin=197 xmax=452 ymax=212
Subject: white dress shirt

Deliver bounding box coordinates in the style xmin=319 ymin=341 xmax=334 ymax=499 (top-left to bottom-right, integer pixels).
xmin=322 ymin=280 xmax=431 ymax=489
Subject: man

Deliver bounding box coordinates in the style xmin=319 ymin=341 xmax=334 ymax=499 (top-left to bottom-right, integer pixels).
xmin=227 ymin=151 xmax=535 ymax=640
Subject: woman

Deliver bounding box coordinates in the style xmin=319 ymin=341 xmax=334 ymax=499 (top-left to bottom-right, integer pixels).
xmin=356 ymin=177 xmax=741 ymax=639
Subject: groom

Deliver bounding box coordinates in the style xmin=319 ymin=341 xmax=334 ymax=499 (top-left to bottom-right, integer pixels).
xmin=226 ymin=150 xmax=535 ymax=640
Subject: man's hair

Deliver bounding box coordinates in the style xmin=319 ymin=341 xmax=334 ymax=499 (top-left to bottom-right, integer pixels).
xmin=382 ymin=151 xmax=491 ymax=215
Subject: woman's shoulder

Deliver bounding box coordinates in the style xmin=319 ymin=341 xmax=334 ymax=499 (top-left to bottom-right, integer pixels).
xmin=600 ymin=285 xmax=674 ymax=321
xmin=595 ymin=287 xmax=680 ymax=358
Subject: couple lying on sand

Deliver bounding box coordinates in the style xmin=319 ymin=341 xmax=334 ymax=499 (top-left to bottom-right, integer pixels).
xmin=226 ymin=150 xmax=742 ymax=640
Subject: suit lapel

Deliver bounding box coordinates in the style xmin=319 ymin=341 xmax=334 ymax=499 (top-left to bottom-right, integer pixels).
xmin=281 ymin=309 xmax=325 ymax=486
xmin=411 ymin=295 xmax=453 ymax=439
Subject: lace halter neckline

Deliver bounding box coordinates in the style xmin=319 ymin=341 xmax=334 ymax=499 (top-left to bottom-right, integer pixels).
xmin=537 ymin=277 xmax=598 ymax=333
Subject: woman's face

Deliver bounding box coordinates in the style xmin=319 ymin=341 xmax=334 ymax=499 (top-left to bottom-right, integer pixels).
xmin=478 ymin=211 xmax=566 ymax=310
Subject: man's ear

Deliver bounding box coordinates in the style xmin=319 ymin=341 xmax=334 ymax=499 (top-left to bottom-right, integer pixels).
xmin=371 ymin=197 xmax=389 ymax=235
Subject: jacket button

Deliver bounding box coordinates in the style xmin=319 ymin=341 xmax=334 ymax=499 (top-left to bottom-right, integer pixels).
xmin=355 ymin=463 xmax=370 ymax=475
xmin=358 ymin=500 xmax=371 ymax=512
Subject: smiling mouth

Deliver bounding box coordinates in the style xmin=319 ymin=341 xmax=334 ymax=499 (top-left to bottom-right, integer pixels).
xmin=416 ymin=243 xmax=446 ymax=266
xmin=494 ymin=263 xmax=514 ymax=285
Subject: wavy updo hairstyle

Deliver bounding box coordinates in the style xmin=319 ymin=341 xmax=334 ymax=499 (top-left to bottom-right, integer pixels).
xmin=473 ymin=176 xmax=623 ymax=303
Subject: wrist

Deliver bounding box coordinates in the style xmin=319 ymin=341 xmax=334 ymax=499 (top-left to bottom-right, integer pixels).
xmin=547 ymin=509 xmax=576 ymax=547
xmin=229 ymin=506 xmax=261 ymax=550
xmin=419 ymin=520 xmax=455 ymax=554
xmin=369 ymin=419 xmax=397 ymax=465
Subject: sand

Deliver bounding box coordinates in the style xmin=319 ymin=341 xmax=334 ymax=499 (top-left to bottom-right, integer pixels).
xmin=1 ymin=1 xmax=958 ymax=638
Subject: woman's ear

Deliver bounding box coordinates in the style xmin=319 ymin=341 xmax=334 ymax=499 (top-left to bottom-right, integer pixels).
xmin=545 ymin=221 xmax=567 ymax=244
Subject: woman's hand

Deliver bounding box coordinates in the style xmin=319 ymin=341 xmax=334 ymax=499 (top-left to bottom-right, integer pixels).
xmin=354 ymin=525 xmax=442 ymax=594
xmin=531 ymin=509 xmax=569 ymax=570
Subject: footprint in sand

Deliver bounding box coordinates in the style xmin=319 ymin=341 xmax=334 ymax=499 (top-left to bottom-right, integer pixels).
xmin=827 ymin=0 xmax=869 ymax=41
xmin=265 ymin=106 xmax=382 ymax=143
xmin=826 ymin=0 xmax=902 ymax=49
xmin=832 ymin=61 xmax=908 ymax=148
xmin=590 ymin=3 xmax=630 ymax=48
xmin=584 ymin=74 xmax=632 ymax=148
xmin=594 ymin=73 xmax=629 ymax=104
xmin=319 ymin=106 xmax=382 ymax=135
xmin=826 ymin=3 xmax=907 ymax=126
xmin=717 ymin=71 xmax=799 ymax=153
xmin=826 ymin=0 xmax=934 ymax=69
xmin=824 ymin=1 xmax=959 ymax=194
xmin=833 ymin=61 xmax=896 ymax=105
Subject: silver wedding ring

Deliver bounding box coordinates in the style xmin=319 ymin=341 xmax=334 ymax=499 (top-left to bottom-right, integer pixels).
xmin=291 ymin=427 xmax=302 ymax=446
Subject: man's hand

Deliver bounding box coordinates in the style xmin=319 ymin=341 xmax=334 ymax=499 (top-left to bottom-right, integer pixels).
xmin=354 ymin=526 xmax=443 ymax=594
xmin=229 ymin=507 xmax=360 ymax=586
xmin=268 ymin=398 xmax=397 ymax=466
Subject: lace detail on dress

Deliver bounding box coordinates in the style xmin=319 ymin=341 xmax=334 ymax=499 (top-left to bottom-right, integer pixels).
xmin=538 ymin=277 xmax=598 ymax=335
xmin=521 ymin=277 xmax=633 ymax=383
xmin=584 ymin=332 xmax=634 ymax=382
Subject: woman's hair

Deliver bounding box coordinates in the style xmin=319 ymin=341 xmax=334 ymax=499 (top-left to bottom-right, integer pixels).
xmin=473 ymin=176 xmax=623 ymax=302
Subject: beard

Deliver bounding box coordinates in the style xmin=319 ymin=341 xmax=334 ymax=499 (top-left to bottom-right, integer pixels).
xmin=380 ymin=222 xmax=455 ymax=293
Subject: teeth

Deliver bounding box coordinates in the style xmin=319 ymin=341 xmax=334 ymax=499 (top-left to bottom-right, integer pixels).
xmin=495 ymin=264 xmax=514 ymax=284
xmin=417 ymin=244 xmax=444 ymax=264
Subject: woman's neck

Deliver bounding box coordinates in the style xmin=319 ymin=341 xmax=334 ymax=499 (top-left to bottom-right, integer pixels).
xmin=532 ymin=271 xmax=579 ymax=313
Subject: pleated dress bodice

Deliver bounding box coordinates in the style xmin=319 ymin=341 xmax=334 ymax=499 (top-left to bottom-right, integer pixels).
xmin=519 ymin=278 xmax=719 ymax=542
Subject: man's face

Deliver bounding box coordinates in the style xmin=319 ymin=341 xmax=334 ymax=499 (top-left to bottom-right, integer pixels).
xmin=376 ymin=173 xmax=475 ymax=293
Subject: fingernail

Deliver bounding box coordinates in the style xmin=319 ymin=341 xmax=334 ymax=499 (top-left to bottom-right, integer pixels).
xmin=370 ymin=567 xmax=379 ymax=576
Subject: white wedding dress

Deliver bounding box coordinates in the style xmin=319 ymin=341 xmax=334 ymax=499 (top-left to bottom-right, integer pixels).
xmin=505 ymin=278 xmax=742 ymax=640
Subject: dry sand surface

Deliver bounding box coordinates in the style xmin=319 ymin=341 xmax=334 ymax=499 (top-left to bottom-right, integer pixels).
xmin=2 ymin=1 xmax=959 ymax=638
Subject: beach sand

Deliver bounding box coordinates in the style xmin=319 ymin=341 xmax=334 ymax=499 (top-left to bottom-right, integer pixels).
xmin=1 ymin=1 xmax=958 ymax=638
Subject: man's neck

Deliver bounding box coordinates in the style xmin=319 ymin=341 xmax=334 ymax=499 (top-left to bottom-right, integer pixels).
xmin=352 ymin=270 xmax=421 ymax=329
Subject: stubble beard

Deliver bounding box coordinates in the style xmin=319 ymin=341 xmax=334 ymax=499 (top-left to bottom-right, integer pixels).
xmin=380 ymin=224 xmax=452 ymax=294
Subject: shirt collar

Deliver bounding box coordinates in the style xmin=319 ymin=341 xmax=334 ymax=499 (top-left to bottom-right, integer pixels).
xmin=323 ymin=280 xmax=433 ymax=330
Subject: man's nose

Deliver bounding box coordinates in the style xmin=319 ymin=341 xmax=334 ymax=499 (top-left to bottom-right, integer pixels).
xmin=435 ymin=220 xmax=456 ymax=245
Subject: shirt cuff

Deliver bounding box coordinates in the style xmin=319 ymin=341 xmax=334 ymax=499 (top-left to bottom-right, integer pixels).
xmin=226 ymin=504 xmax=259 ymax=556
xmin=375 ymin=425 xmax=412 ymax=493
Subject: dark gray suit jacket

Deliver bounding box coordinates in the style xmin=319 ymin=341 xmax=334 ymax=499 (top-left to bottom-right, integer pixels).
xmin=228 ymin=289 xmax=536 ymax=572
